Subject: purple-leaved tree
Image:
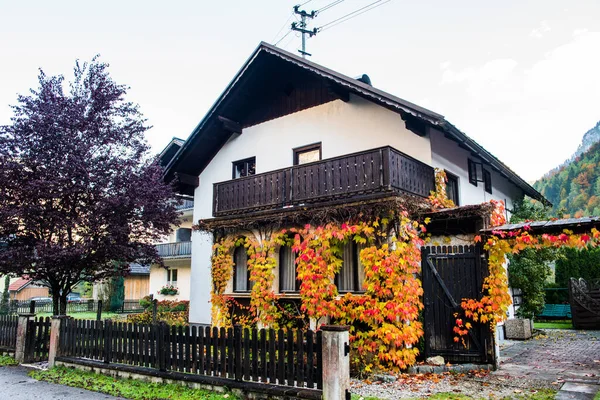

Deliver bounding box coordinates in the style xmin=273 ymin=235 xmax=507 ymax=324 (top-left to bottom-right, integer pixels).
xmin=0 ymin=57 xmax=179 ymax=315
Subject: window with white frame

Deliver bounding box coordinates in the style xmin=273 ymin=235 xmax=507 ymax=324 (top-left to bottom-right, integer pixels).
xmin=167 ymin=268 xmax=178 ymax=286
xmin=233 ymin=246 xmax=252 ymax=292
xmin=279 ymin=244 xmax=299 ymax=292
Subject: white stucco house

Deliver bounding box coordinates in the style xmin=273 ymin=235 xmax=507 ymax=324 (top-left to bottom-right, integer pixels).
xmin=163 ymin=42 xmax=547 ymax=362
xmin=150 ymin=138 xmax=195 ymax=301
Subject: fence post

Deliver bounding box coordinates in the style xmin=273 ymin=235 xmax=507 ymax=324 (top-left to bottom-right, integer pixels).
xmin=14 ymin=313 xmax=34 ymax=363
xmin=29 ymin=300 xmax=35 ymax=314
xmin=152 ymin=299 xmax=157 ymax=324
xmin=321 ymin=325 xmax=350 ymax=400
xmin=48 ymin=316 xmax=69 ymax=368
xmin=96 ymin=300 xmax=103 ymax=321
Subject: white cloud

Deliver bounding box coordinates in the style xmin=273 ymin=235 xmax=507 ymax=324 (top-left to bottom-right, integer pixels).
xmin=530 ymin=20 xmax=551 ymax=39
xmin=436 ymin=31 xmax=600 ymax=181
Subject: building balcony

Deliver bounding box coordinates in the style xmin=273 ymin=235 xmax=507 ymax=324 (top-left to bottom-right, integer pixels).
xmin=174 ymin=197 xmax=194 ymax=211
xmin=212 ymin=146 xmax=435 ymax=217
xmin=156 ymin=241 xmax=192 ymax=258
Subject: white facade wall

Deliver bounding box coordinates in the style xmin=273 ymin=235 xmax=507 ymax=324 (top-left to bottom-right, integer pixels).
xmin=149 ymin=212 xmax=194 ymax=301
xmin=188 ymin=96 xmax=527 ymax=325
xmin=150 ymin=259 xmax=192 ymax=301
xmin=429 ymin=128 xmax=524 ymax=215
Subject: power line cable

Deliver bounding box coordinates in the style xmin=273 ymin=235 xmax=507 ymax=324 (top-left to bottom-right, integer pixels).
xmin=315 ymin=0 xmax=345 ymax=14
xmin=298 ymin=0 xmax=313 ymax=6
xmin=318 ymin=0 xmax=390 ymax=32
xmin=271 ymin=12 xmax=295 ymax=43
xmin=274 ymin=29 xmax=293 ymax=46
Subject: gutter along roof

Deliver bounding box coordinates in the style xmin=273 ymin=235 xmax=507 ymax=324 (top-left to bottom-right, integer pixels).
xmin=164 ymin=42 xmax=547 ymax=204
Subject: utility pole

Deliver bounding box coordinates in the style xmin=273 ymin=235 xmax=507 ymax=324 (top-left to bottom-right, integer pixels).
xmin=291 ymin=5 xmax=317 ymax=58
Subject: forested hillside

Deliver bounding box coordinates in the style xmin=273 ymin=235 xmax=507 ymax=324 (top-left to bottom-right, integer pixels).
xmin=534 ymin=129 xmax=600 ymax=217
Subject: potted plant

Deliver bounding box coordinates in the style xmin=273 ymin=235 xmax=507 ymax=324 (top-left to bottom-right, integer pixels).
xmin=159 ymin=285 xmax=179 ymax=296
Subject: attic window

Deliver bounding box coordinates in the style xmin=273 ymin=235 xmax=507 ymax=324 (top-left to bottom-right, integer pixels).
xmin=294 ymin=143 xmax=321 ymax=165
xmin=232 ymin=157 xmax=256 ymax=179
xmin=468 ymin=159 xmax=482 ymax=187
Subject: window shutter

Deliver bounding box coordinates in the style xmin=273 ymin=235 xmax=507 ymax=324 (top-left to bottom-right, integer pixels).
xmin=484 ymin=170 xmax=492 ymax=194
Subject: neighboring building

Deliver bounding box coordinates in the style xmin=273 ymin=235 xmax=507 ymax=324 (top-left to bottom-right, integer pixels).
xmin=163 ymin=42 xmax=547 ymax=328
xmin=8 ymin=278 xmax=49 ymax=301
xmin=148 ymin=138 xmax=194 ymax=301
xmin=124 ymin=264 xmax=150 ymax=300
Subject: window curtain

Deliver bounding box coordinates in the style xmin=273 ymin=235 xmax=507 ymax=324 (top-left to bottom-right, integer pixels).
xmin=338 ymin=242 xmax=366 ymax=292
xmin=356 ymin=244 xmax=365 ymax=291
xmin=280 ymin=245 xmax=297 ymax=292
xmin=339 ymin=242 xmax=355 ymax=292
xmin=234 ymin=246 xmax=249 ymax=291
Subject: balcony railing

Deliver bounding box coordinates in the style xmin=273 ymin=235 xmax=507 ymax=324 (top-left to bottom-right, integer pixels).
xmin=175 ymin=198 xmax=194 ymax=211
xmin=156 ymin=242 xmax=192 ymax=258
xmin=213 ymin=146 xmax=435 ymax=217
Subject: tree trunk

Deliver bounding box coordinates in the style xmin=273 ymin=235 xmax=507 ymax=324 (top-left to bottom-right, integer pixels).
xmin=51 ymin=285 xmax=70 ymax=316
xmin=59 ymin=294 xmax=67 ymax=316
xmin=52 ymin=292 xmax=60 ymax=316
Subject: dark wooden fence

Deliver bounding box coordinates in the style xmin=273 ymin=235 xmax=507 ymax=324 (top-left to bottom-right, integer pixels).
xmin=60 ymin=320 xmax=322 ymax=390
xmin=213 ymin=146 xmax=435 ymax=217
xmin=0 ymin=315 xmax=18 ymax=350
xmin=25 ymin=317 xmax=51 ymax=362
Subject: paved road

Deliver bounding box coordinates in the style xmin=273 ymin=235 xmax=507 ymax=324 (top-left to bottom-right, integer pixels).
xmin=493 ymin=329 xmax=600 ymax=399
xmin=0 ymin=366 xmax=120 ymax=400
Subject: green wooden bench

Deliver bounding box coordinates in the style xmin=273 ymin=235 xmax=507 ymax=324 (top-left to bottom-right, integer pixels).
xmin=537 ymin=304 xmax=572 ymax=319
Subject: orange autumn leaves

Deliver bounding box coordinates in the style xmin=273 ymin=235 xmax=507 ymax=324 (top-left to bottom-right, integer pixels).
xmin=210 ymin=215 xmax=427 ymax=371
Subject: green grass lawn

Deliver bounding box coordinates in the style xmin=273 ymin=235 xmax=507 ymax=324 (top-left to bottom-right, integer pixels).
xmin=36 ymin=312 xmax=128 ymax=321
xmin=534 ymin=320 xmax=573 ymax=329
xmin=30 ymin=366 xmax=238 ymax=400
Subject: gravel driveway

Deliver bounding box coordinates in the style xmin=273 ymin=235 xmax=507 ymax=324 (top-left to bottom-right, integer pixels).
xmin=0 ymin=366 xmax=121 ymax=400
xmin=351 ymin=329 xmax=600 ymax=399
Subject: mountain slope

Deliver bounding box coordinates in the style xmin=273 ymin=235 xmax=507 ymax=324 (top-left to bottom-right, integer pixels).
xmin=534 ymin=137 xmax=600 ymax=217
xmin=542 ymin=120 xmax=600 ymax=179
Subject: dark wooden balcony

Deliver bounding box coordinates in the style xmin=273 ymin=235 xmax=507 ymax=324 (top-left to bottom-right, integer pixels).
xmin=212 ymin=146 xmax=435 ymax=217
xmin=156 ymin=242 xmax=192 ymax=258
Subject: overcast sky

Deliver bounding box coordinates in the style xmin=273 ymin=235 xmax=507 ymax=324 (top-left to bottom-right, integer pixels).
xmin=1 ymin=0 xmax=599 ymax=181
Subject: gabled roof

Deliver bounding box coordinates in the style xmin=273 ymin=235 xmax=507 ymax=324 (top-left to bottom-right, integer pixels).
xmin=159 ymin=137 xmax=185 ymax=168
xmin=165 ymin=42 xmax=546 ymax=203
xmin=128 ymin=263 xmax=150 ymax=276
xmin=8 ymin=277 xmax=31 ymax=292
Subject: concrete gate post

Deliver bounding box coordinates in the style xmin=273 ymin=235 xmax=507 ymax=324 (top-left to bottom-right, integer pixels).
xmin=48 ymin=316 xmax=69 ymax=368
xmin=15 ymin=313 xmax=35 ymax=363
xmin=321 ymin=325 xmax=350 ymax=400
